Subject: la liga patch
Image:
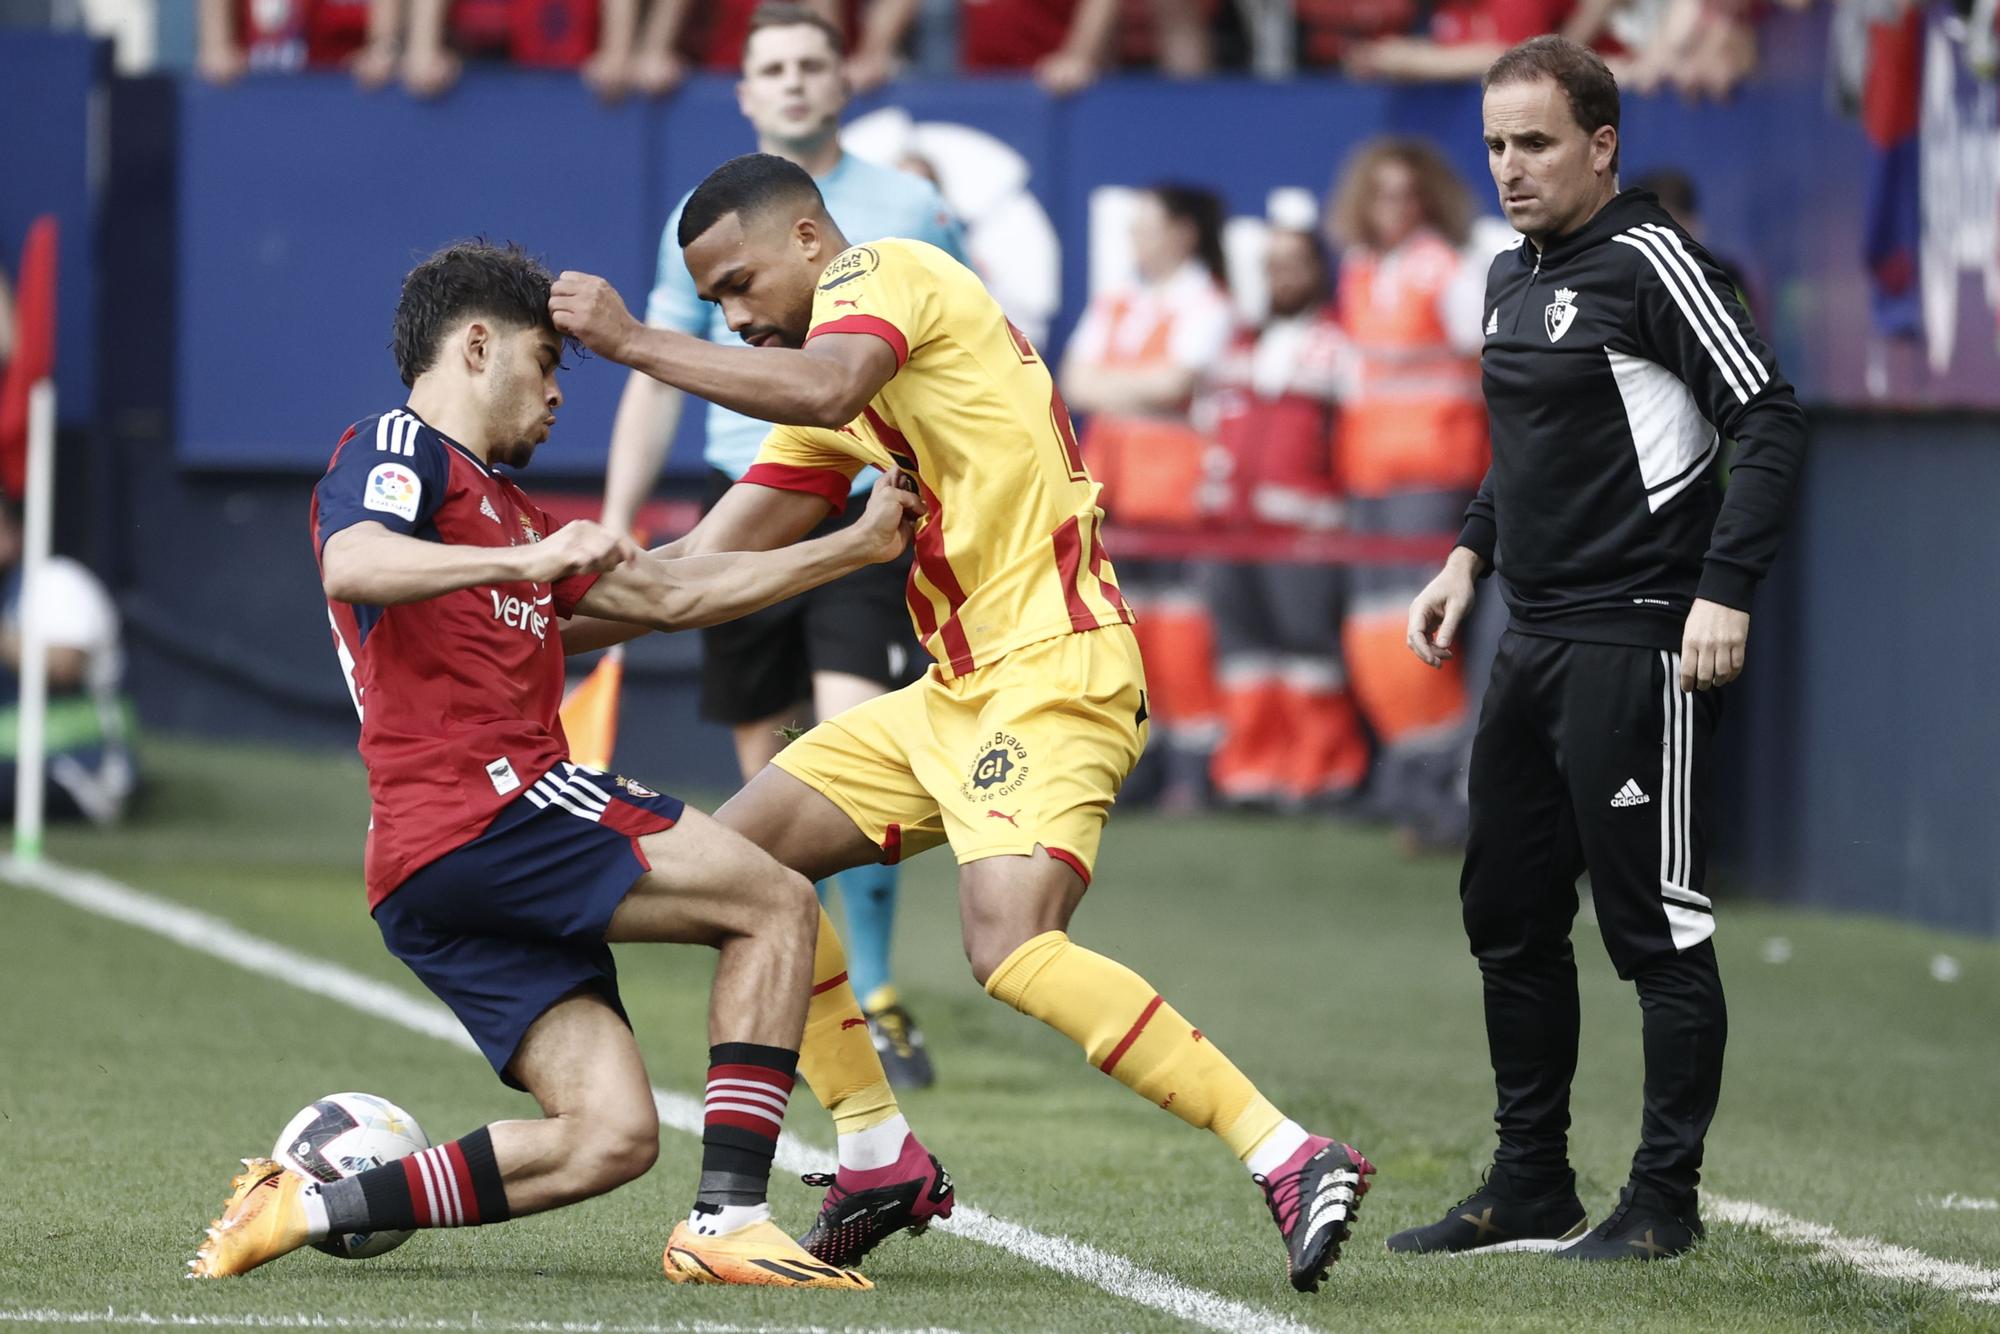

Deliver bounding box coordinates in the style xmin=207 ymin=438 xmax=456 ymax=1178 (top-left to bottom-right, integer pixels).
xmin=364 ymin=462 xmax=423 ymax=523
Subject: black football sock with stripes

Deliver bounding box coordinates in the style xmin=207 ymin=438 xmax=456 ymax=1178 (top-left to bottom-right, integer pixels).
xmin=697 ymin=1043 xmax=798 ymax=1209
xmin=315 ymin=1126 xmax=511 ymax=1234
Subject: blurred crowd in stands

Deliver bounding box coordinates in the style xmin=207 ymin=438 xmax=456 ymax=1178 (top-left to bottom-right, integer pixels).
xmin=1058 ymin=149 xmax=1492 ymax=844
xmin=12 ymin=0 xmax=1791 ymax=99
xmin=0 ymin=0 xmax=1753 ymax=844
xmin=1060 ymin=148 xmax=1711 ymax=846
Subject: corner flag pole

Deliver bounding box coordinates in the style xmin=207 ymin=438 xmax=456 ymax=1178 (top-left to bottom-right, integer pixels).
xmin=14 ymin=378 xmax=55 ymax=862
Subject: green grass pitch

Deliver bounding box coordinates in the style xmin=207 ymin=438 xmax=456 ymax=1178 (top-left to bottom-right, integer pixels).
xmin=1 ymin=736 xmax=1996 ymax=1331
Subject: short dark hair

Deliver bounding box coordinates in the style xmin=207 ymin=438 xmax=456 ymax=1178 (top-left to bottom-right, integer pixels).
xmin=1483 ymin=35 xmax=1621 ymax=174
xmin=391 ymin=241 xmax=569 ymax=388
xmin=742 ymin=1 xmax=845 ymax=65
xmin=1149 ymin=183 xmax=1229 ymax=288
xmin=677 ymin=153 xmax=827 ymax=249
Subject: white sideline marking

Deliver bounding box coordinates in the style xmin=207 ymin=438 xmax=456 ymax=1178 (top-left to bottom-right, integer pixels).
xmin=0 ymin=1311 xmax=963 ymax=1333
xmin=3 ymin=858 xmax=1312 ymax=1334
xmin=1935 ymin=1195 xmax=1999 ymax=1212
xmin=1708 ymin=1198 xmax=2000 ymax=1304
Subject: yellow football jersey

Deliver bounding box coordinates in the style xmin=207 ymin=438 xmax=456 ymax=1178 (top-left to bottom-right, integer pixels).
xmin=741 ymin=238 xmax=1134 ymax=678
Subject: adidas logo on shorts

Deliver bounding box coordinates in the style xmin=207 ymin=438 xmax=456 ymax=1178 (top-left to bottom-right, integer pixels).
xmin=1610 ymin=779 xmax=1650 ymax=808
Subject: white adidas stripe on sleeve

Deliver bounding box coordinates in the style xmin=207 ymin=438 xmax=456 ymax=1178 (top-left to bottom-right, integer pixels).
xmin=1613 ymin=231 xmax=1754 ymax=405
xmin=1639 ymin=224 xmax=1768 ymax=392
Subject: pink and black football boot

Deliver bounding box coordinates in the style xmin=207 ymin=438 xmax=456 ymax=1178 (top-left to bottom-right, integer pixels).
xmin=797 ymin=1134 xmax=955 ymax=1268
xmin=1256 ymin=1137 xmax=1375 ymax=1291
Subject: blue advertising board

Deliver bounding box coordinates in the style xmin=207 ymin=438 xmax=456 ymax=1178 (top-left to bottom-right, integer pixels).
xmin=0 ymin=22 xmax=1925 ymax=471
xmin=163 ymin=66 xmax=1873 ymax=477
xmin=0 ymin=31 xmax=104 ymax=426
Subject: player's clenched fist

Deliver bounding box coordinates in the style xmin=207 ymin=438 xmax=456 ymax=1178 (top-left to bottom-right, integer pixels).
xmin=848 ymin=472 xmax=923 ymax=564
xmin=1677 ymin=598 xmax=1749 ymax=692
xmin=549 ymin=272 xmax=641 ymax=362
xmin=525 ymin=520 xmax=643 ymax=583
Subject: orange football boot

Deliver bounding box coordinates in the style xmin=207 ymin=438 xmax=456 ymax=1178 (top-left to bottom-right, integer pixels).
xmin=663 ymin=1219 xmax=873 ymax=1289
xmin=187 ymin=1158 xmax=314 ymax=1278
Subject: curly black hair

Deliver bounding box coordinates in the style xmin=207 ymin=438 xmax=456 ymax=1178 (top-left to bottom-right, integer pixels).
xmin=391 ymin=240 xmax=575 ymax=388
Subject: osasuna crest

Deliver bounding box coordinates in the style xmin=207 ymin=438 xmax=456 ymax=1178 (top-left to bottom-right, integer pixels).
xmin=1544 ymin=287 xmax=1580 ymax=343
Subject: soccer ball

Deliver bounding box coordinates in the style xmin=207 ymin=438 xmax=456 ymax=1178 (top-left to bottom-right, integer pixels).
xmin=272 ymin=1092 xmax=430 ymax=1259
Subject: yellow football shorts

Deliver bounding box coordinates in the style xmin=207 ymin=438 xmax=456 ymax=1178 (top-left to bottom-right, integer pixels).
xmin=771 ymin=624 xmax=1149 ymax=882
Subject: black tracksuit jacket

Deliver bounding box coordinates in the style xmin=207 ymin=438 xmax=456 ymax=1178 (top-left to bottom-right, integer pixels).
xmin=1457 ymin=189 xmax=1807 ymax=651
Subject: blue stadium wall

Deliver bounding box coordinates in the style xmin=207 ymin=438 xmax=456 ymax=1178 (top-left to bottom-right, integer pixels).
xmin=7 ymin=28 xmax=1995 ymax=934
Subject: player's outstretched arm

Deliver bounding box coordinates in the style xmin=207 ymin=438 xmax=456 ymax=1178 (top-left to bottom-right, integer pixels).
xmin=573 ymin=480 xmax=918 ymax=631
xmin=549 ymin=272 xmax=898 ymax=429
xmin=658 ymin=480 xmax=832 ymax=559
xmin=601 ymin=368 xmax=686 ymax=536
xmin=320 ymin=520 xmax=640 ymax=606
xmin=560 ymin=483 xmax=836 ymax=652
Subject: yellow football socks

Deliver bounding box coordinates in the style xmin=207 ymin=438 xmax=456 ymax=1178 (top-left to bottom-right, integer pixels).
xmin=985 ymin=931 xmax=1284 ymax=1161
xmin=798 ymin=907 xmax=902 ymax=1137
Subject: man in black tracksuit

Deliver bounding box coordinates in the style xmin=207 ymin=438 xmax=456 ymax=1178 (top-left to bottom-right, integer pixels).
xmin=1391 ymin=37 xmax=1806 ymax=1261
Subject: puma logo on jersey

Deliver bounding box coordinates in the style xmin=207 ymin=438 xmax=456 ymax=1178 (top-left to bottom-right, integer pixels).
xmin=987 ymin=809 xmax=1021 ymax=827
xmin=832 ymin=298 xmax=861 ymax=309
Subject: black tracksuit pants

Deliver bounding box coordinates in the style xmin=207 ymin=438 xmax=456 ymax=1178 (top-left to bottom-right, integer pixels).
xmin=1460 ymin=629 xmax=1727 ymax=1203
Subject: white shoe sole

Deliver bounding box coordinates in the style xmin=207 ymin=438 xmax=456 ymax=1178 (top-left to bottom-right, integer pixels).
xmin=1479 ymin=1236 xmax=1581 ymax=1254
xmin=1426 ymin=1219 xmax=1591 ymax=1257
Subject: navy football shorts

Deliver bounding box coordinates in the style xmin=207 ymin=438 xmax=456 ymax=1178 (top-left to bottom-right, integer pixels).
xmin=373 ymin=762 xmax=686 ymax=1087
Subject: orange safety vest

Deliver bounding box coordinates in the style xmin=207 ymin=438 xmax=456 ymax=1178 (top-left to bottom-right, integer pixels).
xmin=1335 ymin=231 xmax=1488 ymax=498
xmin=1077 ymin=275 xmax=1231 ymax=527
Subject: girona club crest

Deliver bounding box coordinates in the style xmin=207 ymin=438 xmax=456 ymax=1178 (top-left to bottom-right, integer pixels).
xmin=963 ymin=730 xmax=1029 ymax=802
xmin=1544 ymin=287 xmax=1580 ymax=343
xmin=972 ymin=749 xmax=1012 ymax=789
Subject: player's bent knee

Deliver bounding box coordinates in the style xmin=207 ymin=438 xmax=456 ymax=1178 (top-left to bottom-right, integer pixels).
xmin=761 ymin=865 xmax=820 ymax=937
xmin=572 ymin=1118 xmax=659 ymax=1194
xmin=963 ymin=923 xmax=1035 ymax=990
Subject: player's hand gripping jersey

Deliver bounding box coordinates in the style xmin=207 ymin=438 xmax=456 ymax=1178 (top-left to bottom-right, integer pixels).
xmin=742 ymin=240 xmax=1135 ymax=677
xmin=310 ymin=410 xmax=603 ymax=906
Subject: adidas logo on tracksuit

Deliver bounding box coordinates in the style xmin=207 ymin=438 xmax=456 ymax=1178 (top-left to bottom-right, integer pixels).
xmin=1610 ymin=779 xmax=1650 ymax=808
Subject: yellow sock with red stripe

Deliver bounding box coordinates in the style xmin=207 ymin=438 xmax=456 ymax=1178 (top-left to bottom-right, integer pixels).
xmin=984 ymin=931 xmax=1284 ymax=1161
xmin=798 ymin=906 xmax=902 ymax=1139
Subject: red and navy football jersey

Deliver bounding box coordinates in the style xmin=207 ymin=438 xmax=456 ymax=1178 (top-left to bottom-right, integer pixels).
xmin=310 ymin=408 xmax=601 ymax=908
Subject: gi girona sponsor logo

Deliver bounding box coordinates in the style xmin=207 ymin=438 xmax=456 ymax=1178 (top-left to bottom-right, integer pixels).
xmin=963 ymin=730 xmax=1030 ymax=802
xmin=491 ymin=589 xmax=552 ymax=641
